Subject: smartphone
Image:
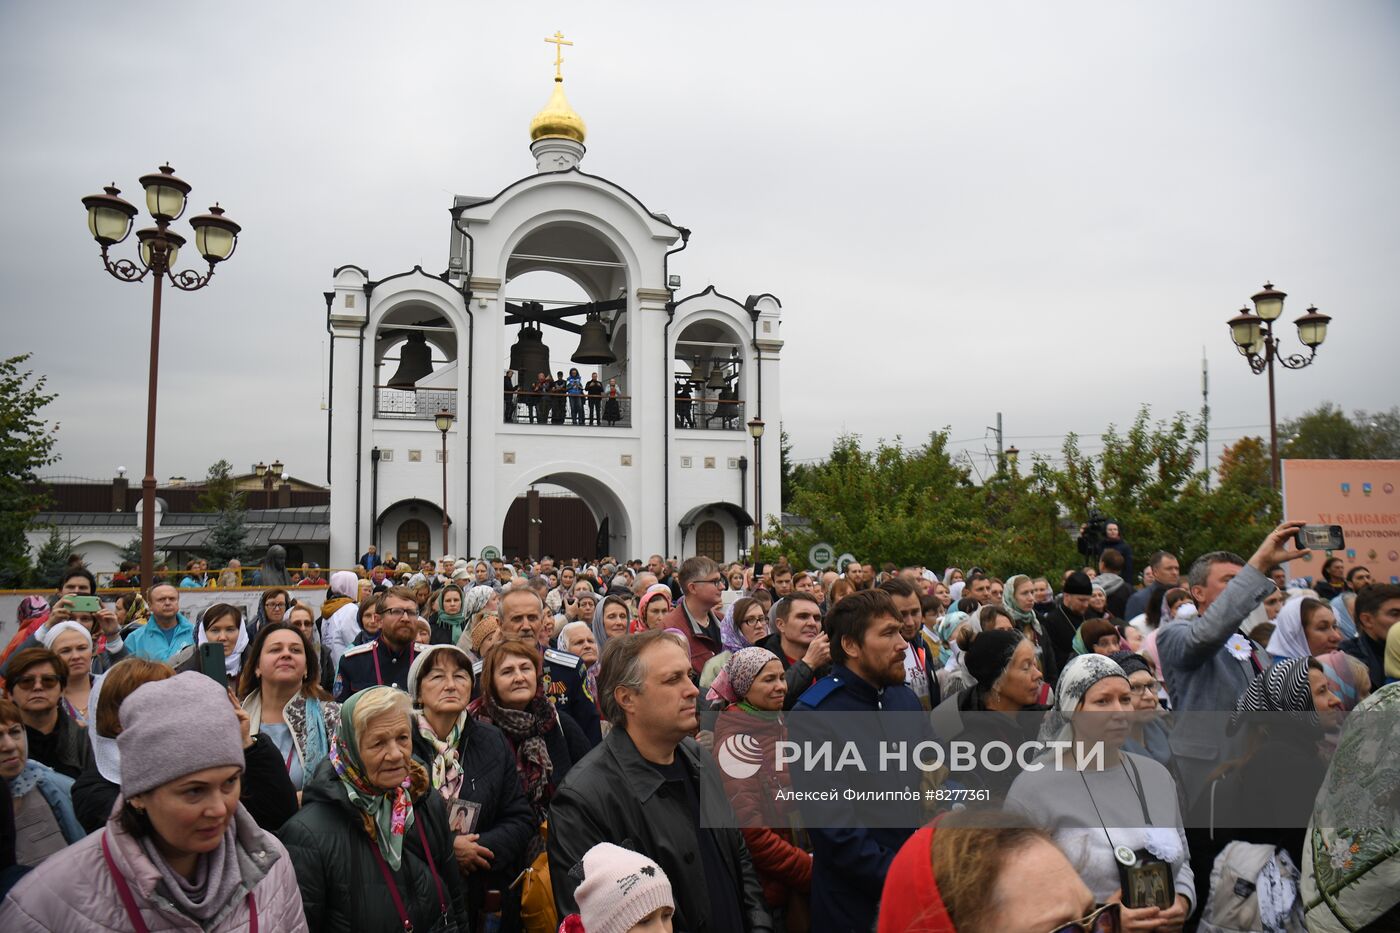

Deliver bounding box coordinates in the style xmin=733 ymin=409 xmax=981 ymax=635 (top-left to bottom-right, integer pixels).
xmin=68 ymin=595 xmax=103 ymax=614
xmin=1296 ymin=524 xmax=1345 ymax=551
xmin=198 ymin=642 xmax=228 ymax=686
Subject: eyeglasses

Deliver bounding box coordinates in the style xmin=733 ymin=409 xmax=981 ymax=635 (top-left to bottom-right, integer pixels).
xmin=381 ymin=607 xmax=413 ymax=618
xmin=698 ymin=578 xmax=725 ymax=588
xmin=13 ymin=675 xmax=60 ymax=690
xmin=1051 ymin=902 xmax=1120 ymax=933
xmin=1128 ymin=681 xmax=1160 ymax=695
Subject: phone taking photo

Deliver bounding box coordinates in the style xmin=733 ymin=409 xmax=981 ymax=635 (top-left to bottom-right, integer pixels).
xmin=1296 ymin=524 xmax=1345 ymax=551
xmin=198 ymin=642 xmax=228 ymax=686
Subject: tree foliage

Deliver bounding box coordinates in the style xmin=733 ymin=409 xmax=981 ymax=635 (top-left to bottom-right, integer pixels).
xmin=773 ymin=407 xmax=1282 ymax=581
xmin=1 ymin=354 xmax=60 ymax=587
xmin=29 ymin=526 xmax=72 ymax=589
xmin=1281 ymin=403 xmax=1400 ymax=460
xmin=196 ymin=459 xmax=243 ymax=513
xmin=204 ymin=505 xmax=248 ymax=567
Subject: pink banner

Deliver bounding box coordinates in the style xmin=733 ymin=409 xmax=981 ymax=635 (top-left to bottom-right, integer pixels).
xmin=1282 ymin=459 xmax=1400 ymax=585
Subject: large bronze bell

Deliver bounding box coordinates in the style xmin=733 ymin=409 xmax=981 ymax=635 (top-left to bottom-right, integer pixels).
xmin=510 ymin=324 xmax=552 ymax=383
xmin=706 ymin=362 xmax=729 ymax=390
xmin=572 ymin=312 xmax=617 ymax=364
xmin=386 ymin=331 xmax=433 ymax=388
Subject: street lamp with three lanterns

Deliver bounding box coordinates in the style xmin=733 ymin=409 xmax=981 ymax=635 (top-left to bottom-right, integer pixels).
xmin=1226 ymin=282 xmax=1331 ymax=491
xmin=82 ymin=165 xmax=241 ymax=587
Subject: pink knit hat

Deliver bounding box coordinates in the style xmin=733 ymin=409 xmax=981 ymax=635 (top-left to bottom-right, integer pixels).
xmin=574 ymin=843 xmax=673 ymax=933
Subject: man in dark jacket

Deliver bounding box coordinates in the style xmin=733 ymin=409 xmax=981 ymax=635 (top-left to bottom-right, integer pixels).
xmin=549 ymin=629 xmax=771 ymax=932
xmin=334 ymin=586 xmax=423 ymax=700
xmin=757 ymin=593 xmax=831 ymax=710
xmin=1036 ymin=571 xmax=1093 ymax=684
xmin=1095 ymin=547 xmax=1132 ymax=620
xmin=791 ymin=589 xmax=924 ymax=933
xmin=1125 ymin=550 xmax=1180 ymax=621
xmin=1340 ymin=583 xmax=1400 ymax=690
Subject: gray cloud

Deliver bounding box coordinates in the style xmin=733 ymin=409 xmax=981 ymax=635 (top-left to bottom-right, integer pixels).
xmin=3 ymin=0 xmax=1396 ymax=485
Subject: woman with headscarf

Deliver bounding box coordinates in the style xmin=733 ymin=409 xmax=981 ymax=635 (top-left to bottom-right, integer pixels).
xmin=701 ymin=596 xmax=770 ymax=691
xmin=1301 ymin=682 xmax=1400 ymax=931
xmin=1111 ymin=651 xmax=1174 ymax=769
xmin=318 ymin=570 xmax=359 ymax=626
xmin=589 ymin=594 xmax=632 ymax=659
xmin=631 ymin=583 xmax=673 ymax=633
xmin=1265 ymin=595 xmax=1344 ymax=661
xmin=1004 ymin=573 xmax=1059 ymax=687
xmin=428 ymin=583 xmax=468 ymax=645
xmin=711 ymin=647 xmax=812 ymax=926
xmin=461 ymin=584 xmax=498 ymax=629
xmin=280 ymin=685 xmax=468 ymax=931
xmin=1314 ymin=650 xmax=1370 ymax=711
xmin=41 ymin=621 xmax=98 ymax=728
xmin=1329 ymin=591 xmax=1357 ymax=641
xmin=407 ymin=645 xmax=536 ymax=933
xmin=174 ymin=603 xmax=250 ymax=679
xmin=930 ymin=630 xmax=1049 ymax=800
xmin=1189 ymin=658 xmax=1343 ymax=881
xmin=257 ymin=544 xmax=290 ymax=587
xmin=1007 ymin=654 xmax=1195 ymax=927
xmin=879 ymin=809 xmax=1115 ymax=933
xmin=1 ymin=672 xmax=308 ymax=931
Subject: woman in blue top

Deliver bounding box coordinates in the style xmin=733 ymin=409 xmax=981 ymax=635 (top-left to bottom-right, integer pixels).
xmin=238 ymin=623 xmax=340 ymax=792
xmin=566 ymin=367 xmax=585 ymax=425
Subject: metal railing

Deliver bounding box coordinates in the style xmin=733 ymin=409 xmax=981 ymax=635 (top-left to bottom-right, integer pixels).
xmin=375 ymin=386 xmax=458 ymax=420
xmin=506 ymin=391 xmax=631 ymax=428
xmin=675 ymin=396 xmax=744 ymax=431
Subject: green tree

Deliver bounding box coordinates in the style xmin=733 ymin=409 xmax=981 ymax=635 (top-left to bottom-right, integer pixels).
xmin=204 ymin=505 xmax=248 ymax=568
xmin=0 ymin=354 xmax=59 ymax=587
xmin=779 ymin=426 xmax=796 ymax=507
xmin=1358 ymin=407 xmax=1400 ymax=459
xmin=969 ymin=459 xmax=1079 ymax=577
xmin=29 ymin=526 xmax=72 ymax=589
xmin=196 ymin=459 xmax=243 ymax=513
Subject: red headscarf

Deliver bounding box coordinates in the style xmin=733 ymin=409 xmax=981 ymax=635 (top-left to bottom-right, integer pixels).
xmin=877 ymin=823 xmax=956 ymax=932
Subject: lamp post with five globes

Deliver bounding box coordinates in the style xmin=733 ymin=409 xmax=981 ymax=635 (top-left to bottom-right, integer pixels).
xmin=1226 ymin=282 xmax=1331 ymax=492
xmin=82 ymin=166 xmax=241 ymax=588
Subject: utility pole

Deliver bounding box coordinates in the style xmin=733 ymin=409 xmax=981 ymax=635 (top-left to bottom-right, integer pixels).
xmin=1202 ymin=348 xmax=1211 ymax=489
xmin=991 ymin=412 xmax=1005 ymax=474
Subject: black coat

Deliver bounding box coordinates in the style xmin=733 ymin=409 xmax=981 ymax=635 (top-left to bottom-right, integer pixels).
xmin=412 ymin=716 xmax=539 ymax=931
xmin=756 ymin=631 xmax=827 ymax=711
xmin=548 ymin=727 xmax=771 ymax=933
xmin=279 ymin=758 xmax=469 ymax=933
xmin=71 ymin=733 xmax=299 ymax=834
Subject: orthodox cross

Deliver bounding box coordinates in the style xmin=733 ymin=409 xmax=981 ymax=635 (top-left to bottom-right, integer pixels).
xmin=545 ymin=31 xmax=573 ymax=80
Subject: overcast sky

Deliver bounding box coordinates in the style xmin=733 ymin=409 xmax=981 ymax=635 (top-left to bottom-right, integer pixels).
xmin=4 ymin=1 xmax=1397 ymax=488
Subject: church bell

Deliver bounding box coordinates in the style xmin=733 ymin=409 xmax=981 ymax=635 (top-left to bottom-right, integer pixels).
xmin=386 ymin=331 xmax=433 ymax=388
xmin=706 ymin=362 xmax=728 ymax=390
xmin=571 ymin=312 xmax=616 ymax=364
xmin=509 ymin=324 xmax=552 ymax=382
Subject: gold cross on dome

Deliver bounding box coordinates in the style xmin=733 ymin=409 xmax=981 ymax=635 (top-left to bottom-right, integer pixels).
xmin=545 ymin=31 xmax=573 ymax=80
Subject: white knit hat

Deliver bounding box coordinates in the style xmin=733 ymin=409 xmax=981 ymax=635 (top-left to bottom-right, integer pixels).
xmin=575 ymin=843 xmax=673 ymax=933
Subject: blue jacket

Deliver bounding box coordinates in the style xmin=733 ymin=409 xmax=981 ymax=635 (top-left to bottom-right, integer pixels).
xmin=791 ymin=665 xmax=923 ymax=933
xmin=123 ymin=614 xmax=196 ymax=662
xmin=20 ymin=759 xmax=86 ymax=845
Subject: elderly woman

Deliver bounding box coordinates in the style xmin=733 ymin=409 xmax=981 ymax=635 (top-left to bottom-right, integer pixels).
xmin=469 ymin=640 xmax=590 ymax=854
xmin=408 ymin=644 xmax=536 ymax=931
xmin=711 ymin=647 xmax=811 ymax=925
xmin=632 ymin=584 xmax=673 ymax=633
xmin=1007 ymin=654 xmax=1195 ymax=929
xmin=237 ymin=623 xmax=340 ymax=794
xmin=930 ymin=630 xmax=1048 ymax=799
xmin=6 ymin=648 xmax=91 ymax=780
xmin=41 ymin=620 xmax=98 ymax=728
xmin=0 ymin=696 xmax=84 ymax=866
xmin=0 ymin=673 xmax=307 ymax=931
xmin=280 ymin=686 xmax=468 ymax=931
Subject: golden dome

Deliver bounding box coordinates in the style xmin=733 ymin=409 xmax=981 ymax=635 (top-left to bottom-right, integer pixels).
xmin=529 ymin=77 xmax=587 ymax=144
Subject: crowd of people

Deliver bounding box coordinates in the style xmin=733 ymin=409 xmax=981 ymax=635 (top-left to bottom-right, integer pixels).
xmin=0 ymin=523 xmax=1397 ymax=932
xmin=504 ymin=369 xmax=625 ymax=426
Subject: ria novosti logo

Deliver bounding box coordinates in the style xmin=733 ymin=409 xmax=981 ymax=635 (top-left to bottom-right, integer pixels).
xmin=717 ymin=732 xmax=765 ymax=779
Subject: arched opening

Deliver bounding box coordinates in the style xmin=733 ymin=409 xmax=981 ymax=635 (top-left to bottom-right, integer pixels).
xmin=695 ymin=520 xmax=725 ymax=563
xmin=374 ymin=303 xmax=458 ymax=421
xmin=376 ymin=499 xmax=445 ymax=566
xmin=502 ymin=222 xmax=631 ymax=428
xmin=673 ymin=318 xmax=745 ymax=431
xmin=499 ymin=472 xmax=631 ymax=561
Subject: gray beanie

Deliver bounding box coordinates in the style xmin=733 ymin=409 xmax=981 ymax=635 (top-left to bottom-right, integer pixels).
xmin=117 ymin=671 xmax=245 ymax=796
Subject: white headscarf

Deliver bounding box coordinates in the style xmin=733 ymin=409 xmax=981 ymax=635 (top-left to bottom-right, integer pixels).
xmin=197 ymin=612 xmax=250 ymax=676
xmin=1265 ymin=595 xmax=1312 ymax=660
xmin=39 ymin=620 xmax=93 ymax=650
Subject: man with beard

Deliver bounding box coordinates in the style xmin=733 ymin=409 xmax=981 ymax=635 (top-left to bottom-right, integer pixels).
xmin=791 ymin=589 xmax=922 ymax=933
xmin=878 ymin=578 xmax=938 ymax=708
xmin=334 ymin=586 xmax=424 ymax=698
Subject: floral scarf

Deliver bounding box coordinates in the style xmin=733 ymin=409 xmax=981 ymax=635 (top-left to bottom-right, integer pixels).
xmin=470 ymin=691 xmax=556 ymax=823
xmin=330 ymin=690 xmax=416 ymax=870
xmin=415 ymin=710 xmax=467 ymax=800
